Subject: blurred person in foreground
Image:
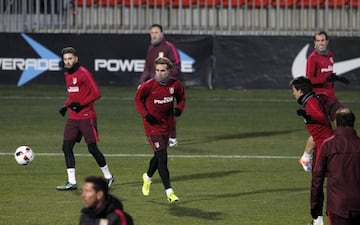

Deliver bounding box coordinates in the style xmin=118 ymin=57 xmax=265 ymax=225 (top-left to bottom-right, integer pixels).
xmin=139 ymin=23 xmax=181 ymax=148
xmin=57 ymin=47 xmax=114 ymax=191
xmin=311 ymin=108 xmax=360 ymax=225
xmin=290 ymin=76 xmax=334 ymax=225
xmin=299 ymin=31 xmax=350 ymax=172
xmin=80 ymin=176 xmax=133 ymax=225
xmin=135 ymin=57 xmax=185 ymax=203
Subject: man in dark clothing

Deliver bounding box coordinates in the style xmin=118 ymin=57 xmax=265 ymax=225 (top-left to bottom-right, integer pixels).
xmin=139 ymin=24 xmax=181 ymax=83
xmin=139 ymin=24 xmax=181 ymax=148
xmin=311 ymin=108 xmax=360 ymax=225
xmin=79 ymin=176 xmax=133 ymax=225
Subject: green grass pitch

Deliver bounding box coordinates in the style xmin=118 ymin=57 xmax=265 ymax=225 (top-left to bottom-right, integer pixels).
xmin=0 ymin=86 xmax=359 ymax=225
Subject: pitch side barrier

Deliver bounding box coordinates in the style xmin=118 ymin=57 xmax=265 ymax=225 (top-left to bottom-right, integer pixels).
xmin=1 ymin=0 xmax=360 ymax=35
xmin=0 ymin=33 xmax=359 ymax=89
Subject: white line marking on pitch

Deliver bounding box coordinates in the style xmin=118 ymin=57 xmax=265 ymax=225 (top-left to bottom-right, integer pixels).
xmin=0 ymin=152 xmax=297 ymax=159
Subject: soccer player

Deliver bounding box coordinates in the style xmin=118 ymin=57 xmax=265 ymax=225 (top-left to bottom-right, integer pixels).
xmin=290 ymin=76 xmax=334 ymax=225
xmin=80 ymin=176 xmax=133 ymax=225
xmin=56 ymin=47 xmax=114 ymax=191
xmin=135 ymin=57 xmax=185 ymax=203
xmin=140 ymin=24 xmax=181 ymax=148
xmin=299 ymin=31 xmax=349 ymax=172
xmin=311 ymin=108 xmax=360 ymax=225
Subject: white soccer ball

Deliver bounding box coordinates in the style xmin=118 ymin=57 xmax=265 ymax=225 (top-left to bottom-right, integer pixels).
xmin=14 ymin=146 xmax=35 ymax=165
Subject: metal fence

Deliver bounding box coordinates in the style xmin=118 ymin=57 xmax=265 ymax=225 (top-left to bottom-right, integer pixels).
xmin=1 ymin=0 xmax=360 ymax=36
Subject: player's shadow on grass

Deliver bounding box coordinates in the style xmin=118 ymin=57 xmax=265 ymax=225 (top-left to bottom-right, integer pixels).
xmin=181 ymin=187 xmax=309 ymax=204
xmin=168 ymin=204 xmax=222 ymax=220
xmin=179 ymin=129 xmax=301 ymax=145
xmin=172 ymin=170 xmax=241 ymax=182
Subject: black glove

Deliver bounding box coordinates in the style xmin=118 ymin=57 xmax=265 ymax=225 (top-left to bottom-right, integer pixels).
xmin=144 ymin=114 xmax=159 ymax=125
xmin=327 ymin=73 xmax=350 ymax=84
xmin=59 ymin=107 xmax=67 ymax=117
xmin=174 ymin=108 xmax=182 ymax=117
xmin=68 ymin=102 xmax=83 ymax=113
xmin=296 ymin=109 xmax=312 ymax=123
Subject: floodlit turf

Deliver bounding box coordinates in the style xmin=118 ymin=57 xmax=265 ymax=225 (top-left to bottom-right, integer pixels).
xmin=0 ymin=86 xmax=359 ymax=225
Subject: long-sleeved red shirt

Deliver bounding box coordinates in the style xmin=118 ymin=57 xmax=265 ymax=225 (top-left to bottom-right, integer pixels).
xmin=306 ymin=50 xmax=336 ymax=99
xmin=298 ymin=92 xmax=334 ymax=161
xmin=135 ymin=77 xmax=185 ymax=136
xmin=63 ymin=65 xmax=101 ymax=120
xmin=311 ymin=127 xmax=360 ymax=219
xmin=139 ymin=38 xmax=181 ymax=83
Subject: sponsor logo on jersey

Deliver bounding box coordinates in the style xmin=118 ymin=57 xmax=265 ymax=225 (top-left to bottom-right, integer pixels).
xmin=67 ymin=86 xmax=80 ymax=93
xmin=154 ymin=96 xmax=174 ymax=104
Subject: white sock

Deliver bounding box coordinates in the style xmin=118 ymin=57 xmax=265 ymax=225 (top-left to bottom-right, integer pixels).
xmin=165 ymin=188 xmax=174 ymax=196
xmin=144 ymin=173 xmax=152 ymax=181
xmin=67 ymin=168 xmax=76 ymax=184
xmin=302 ymin=152 xmax=312 ymax=162
xmin=100 ymin=165 xmax=112 ymax=179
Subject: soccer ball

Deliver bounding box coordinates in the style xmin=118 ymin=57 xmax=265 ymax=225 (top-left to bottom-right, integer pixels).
xmin=14 ymin=146 xmax=35 ymax=165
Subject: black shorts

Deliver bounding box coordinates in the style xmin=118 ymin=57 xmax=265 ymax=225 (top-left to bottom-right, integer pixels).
xmin=147 ymin=134 xmax=169 ymax=152
xmin=63 ymin=118 xmax=99 ymax=144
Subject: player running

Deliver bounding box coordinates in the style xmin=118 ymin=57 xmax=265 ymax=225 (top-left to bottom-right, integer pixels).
xmin=135 ymin=57 xmax=185 ymax=203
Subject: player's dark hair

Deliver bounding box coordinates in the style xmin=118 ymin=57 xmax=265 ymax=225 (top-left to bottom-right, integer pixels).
xmin=314 ymin=31 xmax=329 ymax=40
xmin=335 ymin=108 xmax=355 ymax=128
xmin=290 ymin=76 xmax=313 ymax=94
xmin=84 ymin=176 xmax=108 ymax=196
xmin=61 ymin=47 xmax=78 ymax=56
xmin=150 ymin=24 xmax=163 ymax=32
xmin=154 ymin=56 xmax=173 ymax=69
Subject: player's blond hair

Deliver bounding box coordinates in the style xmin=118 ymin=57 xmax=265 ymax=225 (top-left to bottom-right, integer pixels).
xmin=154 ymin=57 xmax=173 ymax=69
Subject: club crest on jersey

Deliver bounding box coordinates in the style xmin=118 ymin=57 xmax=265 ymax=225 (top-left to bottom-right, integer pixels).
xmin=72 ymin=77 xmax=77 ymax=85
xmin=169 ymin=87 xmax=174 ymax=94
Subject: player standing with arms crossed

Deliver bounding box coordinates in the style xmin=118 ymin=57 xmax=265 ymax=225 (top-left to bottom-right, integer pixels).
xmin=57 ymin=47 xmax=114 ymax=191
xmin=140 ymin=24 xmax=181 ymax=148
xmin=135 ymin=57 xmax=185 ymax=203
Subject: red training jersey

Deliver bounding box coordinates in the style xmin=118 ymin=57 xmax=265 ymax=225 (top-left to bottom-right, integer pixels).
xmin=299 ymin=93 xmax=334 ymax=162
xmin=135 ymin=78 xmax=185 ymax=135
xmin=63 ymin=66 xmax=101 ymax=120
xmin=306 ymin=50 xmax=336 ymax=99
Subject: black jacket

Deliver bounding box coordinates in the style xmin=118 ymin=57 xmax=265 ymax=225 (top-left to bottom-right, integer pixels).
xmin=79 ymin=194 xmax=133 ymax=225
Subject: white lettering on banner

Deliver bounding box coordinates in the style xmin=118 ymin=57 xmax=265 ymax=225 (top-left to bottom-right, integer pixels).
xmin=181 ymin=61 xmax=194 ymax=73
xmin=95 ymin=59 xmax=145 ymax=72
xmin=154 ymin=96 xmax=174 ymax=104
xmin=95 ymin=59 xmax=194 ymax=73
xmin=0 ymin=58 xmax=60 ymax=71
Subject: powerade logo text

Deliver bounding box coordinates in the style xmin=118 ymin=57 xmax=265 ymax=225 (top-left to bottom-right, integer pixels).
xmin=5 ymin=33 xmax=62 ymax=86
xmin=2 ymin=34 xmax=195 ymax=86
xmin=94 ymin=50 xmax=195 ymax=73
